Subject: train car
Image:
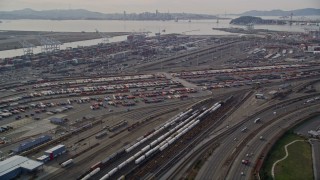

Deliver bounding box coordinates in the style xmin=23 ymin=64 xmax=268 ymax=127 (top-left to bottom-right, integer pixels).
xmin=144 ymin=129 xmax=155 ymax=137
xmin=135 ymin=155 xmax=146 ymax=164
xmin=89 ymin=168 xmax=100 ymax=176
xmin=77 ymin=169 xmax=92 ymax=180
xmin=139 ymin=138 xmax=147 ymax=144
xmin=168 ymin=137 xmax=176 ymax=145
xmin=95 ymin=131 xmax=108 ymax=139
xmin=136 ymin=136 xmax=144 ymax=142
xmin=126 ymin=156 xmax=135 ymax=164
xmin=159 ymin=143 xmax=168 ymax=151
xmin=117 ymin=175 xmax=125 ymax=180
xmin=210 ymin=104 xmax=221 ymax=113
xmin=61 ymin=159 xmax=73 ymax=167
xmin=125 ymin=144 xmax=136 ymax=153
xmin=81 ymin=174 xmax=91 ymax=180
xmin=150 ymin=139 xmax=158 ymax=147
xmin=157 ymin=134 xmax=166 ymax=142
xmin=90 ymin=161 xmax=102 ymax=170
xmin=100 ymin=173 xmax=109 ymax=180
xmin=118 ymin=161 xmax=127 ymax=169
xmin=141 ymin=145 xmax=151 ymax=152
xmin=108 ymin=167 xmax=118 ymax=177
xmin=133 ymin=151 xmax=143 ymax=158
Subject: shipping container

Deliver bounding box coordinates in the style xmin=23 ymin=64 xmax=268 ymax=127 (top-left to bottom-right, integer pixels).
xmin=44 ymin=144 xmax=66 ymax=160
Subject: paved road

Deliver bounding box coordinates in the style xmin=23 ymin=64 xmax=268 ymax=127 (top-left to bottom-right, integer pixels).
xmin=227 ymin=105 xmax=320 ymax=180
xmin=161 ymin=72 xmax=198 ymax=89
xmin=311 ymin=139 xmax=320 ymax=180
xmin=196 ymin=96 xmax=319 ymax=180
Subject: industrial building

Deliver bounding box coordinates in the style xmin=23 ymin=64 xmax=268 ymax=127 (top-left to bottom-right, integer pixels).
xmin=0 ymin=155 xmax=43 ymax=179
xmin=109 ymin=51 xmax=132 ymax=60
xmin=12 ymin=135 xmax=52 ymax=154
xmin=306 ymin=45 xmax=320 ymax=54
xmin=308 ymin=130 xmax=320 ymax=138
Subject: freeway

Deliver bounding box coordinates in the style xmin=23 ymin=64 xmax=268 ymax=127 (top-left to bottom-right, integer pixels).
xmin=228 ymin=104 xmax=320 ymax=179
xmin=196 ymin=94 xmax=320 ymax=180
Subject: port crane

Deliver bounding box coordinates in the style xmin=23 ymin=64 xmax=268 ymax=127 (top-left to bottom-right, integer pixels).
xmin=15 ymin=37 xmax=35 ymax=56
xmin=95 ymin=29 xmax=110 ymax=44
xmin=36 ymin=34 xmax=62 ymax=53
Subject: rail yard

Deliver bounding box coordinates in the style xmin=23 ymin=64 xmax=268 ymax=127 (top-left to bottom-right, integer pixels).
xmin=0 ymin=28 xmax=320 ymax=180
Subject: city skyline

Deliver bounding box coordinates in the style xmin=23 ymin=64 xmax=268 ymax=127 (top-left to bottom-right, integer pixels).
xmin=0 ymin=0 xmax=319 ymax=14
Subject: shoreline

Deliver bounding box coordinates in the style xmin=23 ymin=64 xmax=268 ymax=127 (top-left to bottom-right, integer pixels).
xmin=0 ymin=31 xmax=130 ymax=51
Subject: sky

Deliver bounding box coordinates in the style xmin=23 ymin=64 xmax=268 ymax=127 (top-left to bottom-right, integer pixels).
xmin=0 ymin=0 xmax=319 ymax=14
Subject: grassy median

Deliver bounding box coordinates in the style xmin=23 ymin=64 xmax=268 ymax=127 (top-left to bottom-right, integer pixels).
xmin=260 ymin=132 xmax=313 ymax=180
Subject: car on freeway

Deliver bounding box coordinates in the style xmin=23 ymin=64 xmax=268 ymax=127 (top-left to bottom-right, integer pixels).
xmin=241 ymin=159 xmax=250 ymax=165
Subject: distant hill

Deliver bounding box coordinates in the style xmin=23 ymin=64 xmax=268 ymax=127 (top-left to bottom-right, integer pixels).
xmin=0 ymin=8 xmax=114 ymax=20
xmin=230 ymin=16 xmax=286 ymax=25
xmin=0 ymin=8 xmax=217 ymax=20
xmin=240 ymin=8 xmax=320 ymax=16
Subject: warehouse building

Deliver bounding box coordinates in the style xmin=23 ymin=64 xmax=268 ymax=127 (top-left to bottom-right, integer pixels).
xmin=12 ymin=135 xmax=52 ymax=154
xmin=0 ymin=155 xmax=43 ymax=179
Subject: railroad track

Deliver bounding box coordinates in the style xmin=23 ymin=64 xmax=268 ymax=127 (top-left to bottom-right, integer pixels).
xmin=294 ymin=78 xmax=320 ymax=93
xmin=164 ymin=91 xmax=254 ymax=179
xmin=120 ymin=100 xmax=195 ymax=120
xmin=46 ymin=91 xmax=319 ymax=180
xmin=136 ymin=41 xmax=242 ymax=71
xmin=46 ymin=90 xmax=244 ymax=180
xmin=125 ymin=94 xmax=241 ymax=179
xmin=47 ymin=98 xmax=207 ymax=180
xmin=164 ymin=92 xmax=320 ymax=180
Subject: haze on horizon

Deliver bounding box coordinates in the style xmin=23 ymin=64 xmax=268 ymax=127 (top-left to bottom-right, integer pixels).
xmin=0 ymin=0 xmax=319 ymax=14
